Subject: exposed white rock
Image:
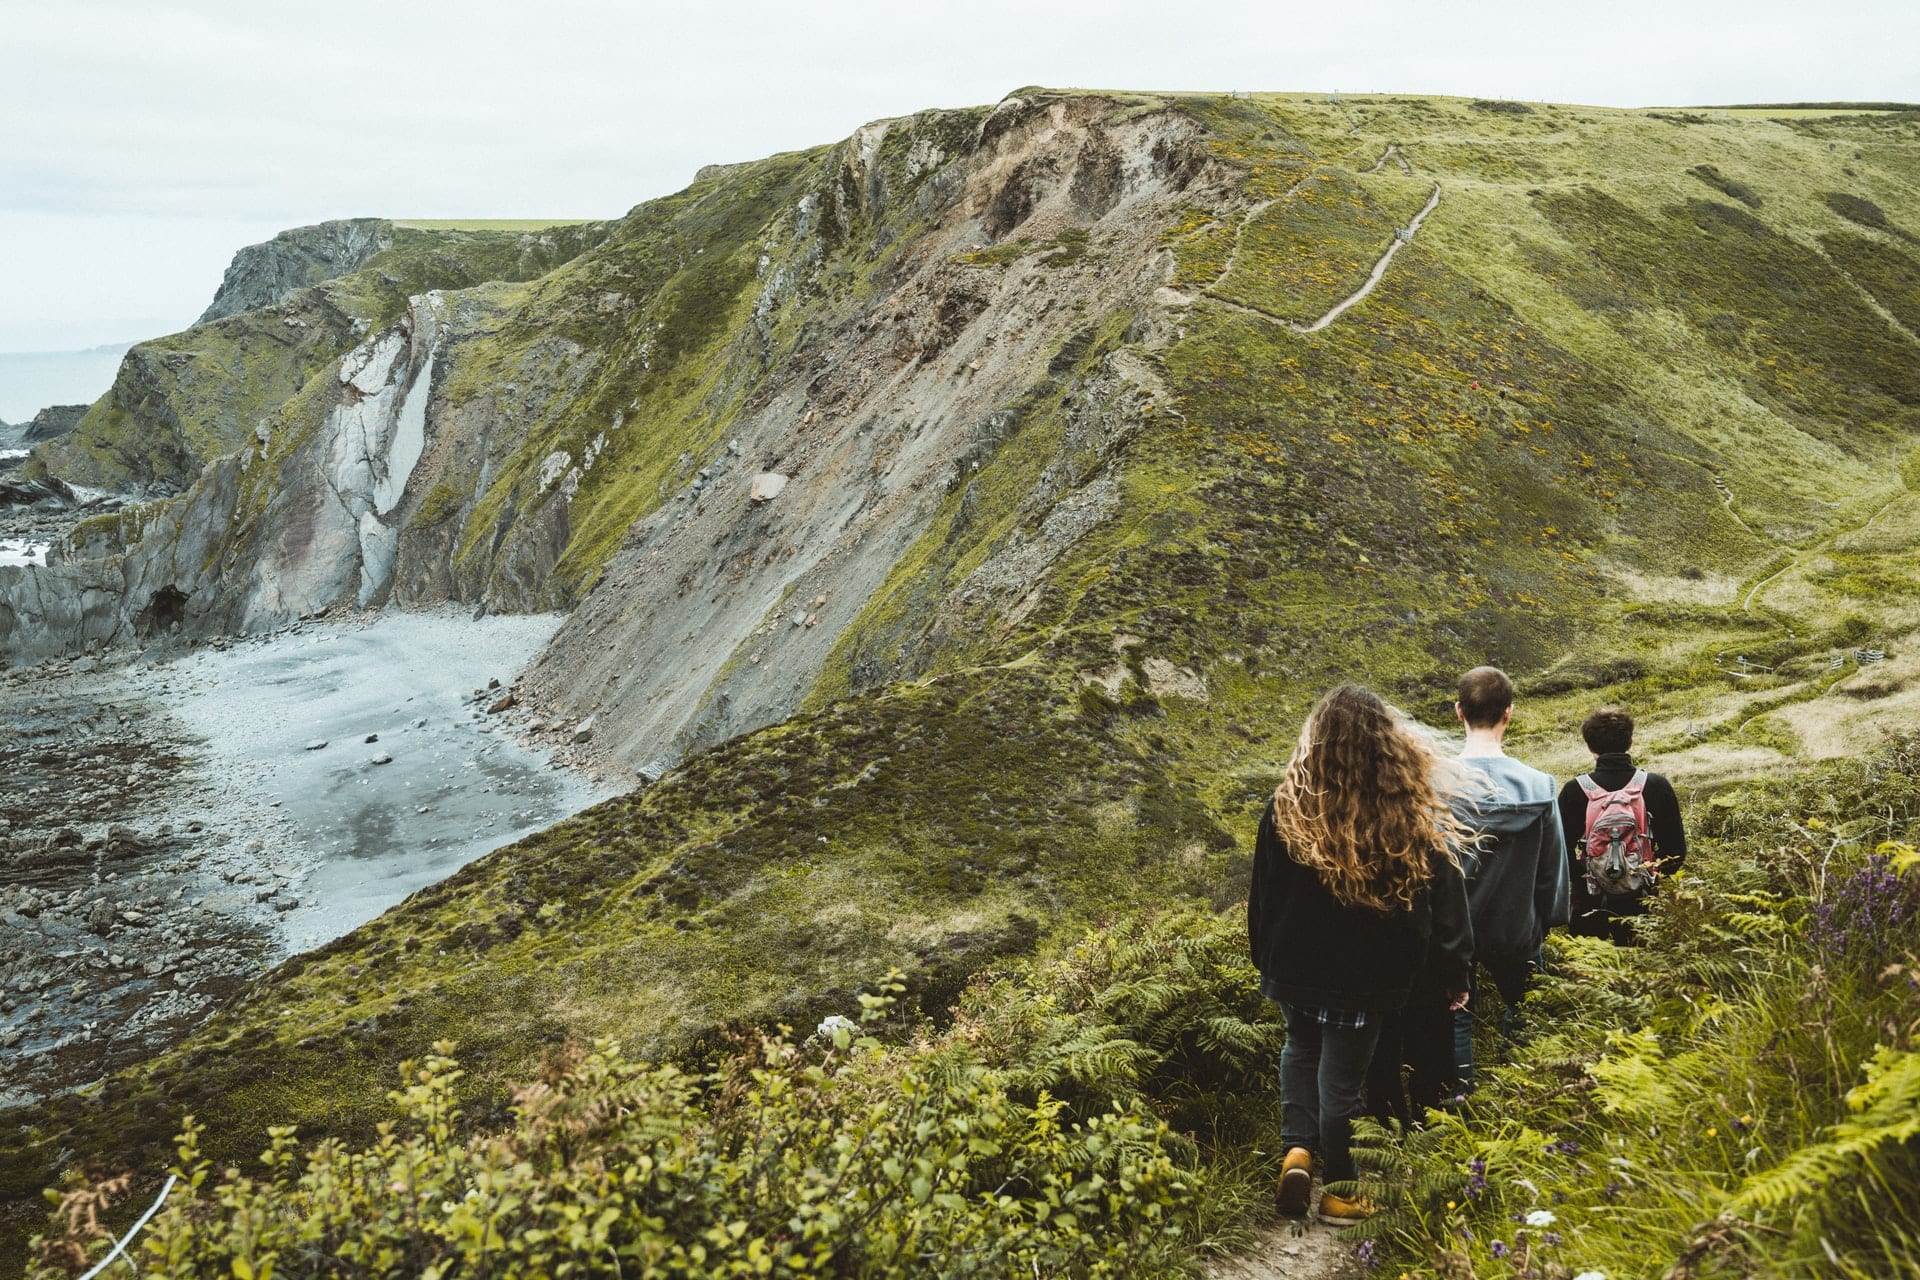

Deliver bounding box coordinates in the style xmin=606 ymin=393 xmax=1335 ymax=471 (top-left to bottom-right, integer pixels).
xmin=357 ymin=512 xmax=398 ymax=608
xmin=750 ymin=473 xmax=790 ymax=502
xmin=373 ymin=350 xmax=433 ymax=516
xmin=339 ymin=329 xmax=406 ymax=397
xmin=1143 ymin=658 xmax=1208 ymax=702
xmin=537 ymin=451 xmax=572 ymax=493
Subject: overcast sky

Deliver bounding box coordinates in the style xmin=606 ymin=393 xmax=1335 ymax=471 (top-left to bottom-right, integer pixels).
xmin=3 ymin=0 xmax=1916 ymax=359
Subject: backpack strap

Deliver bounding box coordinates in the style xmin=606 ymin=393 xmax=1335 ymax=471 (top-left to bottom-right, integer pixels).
xmin=1621 ymin=769 xmax=1648 ymax=796
xmin=1576 ymin=773 xmax=1603 ymax=797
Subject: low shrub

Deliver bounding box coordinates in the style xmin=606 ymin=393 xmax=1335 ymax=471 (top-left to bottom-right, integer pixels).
xmin=33 ymin=914 xmax=1283 ymax=1279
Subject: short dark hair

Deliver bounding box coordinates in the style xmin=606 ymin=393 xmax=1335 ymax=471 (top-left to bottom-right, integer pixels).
xmin=1457 ymin=666 xmax=1514 ymax=729
xmin=1582 ymin=706 xmax=1634 ymax=754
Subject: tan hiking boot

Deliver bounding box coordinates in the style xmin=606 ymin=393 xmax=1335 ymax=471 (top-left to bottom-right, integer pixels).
xmin=1275 ymin=1147 xmax=1313 ymax=1216
xmin=1317 ymin=1190 xmax=1376 ymax=1225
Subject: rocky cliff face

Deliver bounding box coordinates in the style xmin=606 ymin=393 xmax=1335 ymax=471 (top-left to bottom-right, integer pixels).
xmin=196 ymin=218 xmax=391 ymax=324
xmin=19 ymin=404 xmax=87 ymax=444
xmin=32 ymin=220 xmax=614 ymax=495
xmin=450 ymin=95 xmax=1225 ymax=773
xmin=0 ymin=296 xmax=447 ymax=656
xmin=1 ymin=93 xmax=1231 ymax=723
xmin=34 ymin=289 xmax=365 ymax=494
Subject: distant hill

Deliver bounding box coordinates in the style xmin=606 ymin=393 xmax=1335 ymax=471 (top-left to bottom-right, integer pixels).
xmin=1699 ymin=100 xmax=1920 ymax=111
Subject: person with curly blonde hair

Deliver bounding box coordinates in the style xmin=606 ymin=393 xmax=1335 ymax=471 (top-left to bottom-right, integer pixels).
xmin=1248 ymin=684 xmax=1473 ymax=1223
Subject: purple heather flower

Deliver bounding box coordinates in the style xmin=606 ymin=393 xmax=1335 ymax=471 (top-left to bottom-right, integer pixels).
xmin=1810 ymin=854 xmax=1917 ymax=971
xmin=1544 ymin=1232 xmax=1564 ymax=1247
xmin=1355 ymin=1239 xmax=1380 ymax=1270
xmin=1491 ymin=1240 xmax=1509 ymax=1259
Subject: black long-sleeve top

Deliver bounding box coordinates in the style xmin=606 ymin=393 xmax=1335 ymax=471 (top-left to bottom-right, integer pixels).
xmin=1246 ymin=802 xmax=1473 ymax=1012
xmin=1556 ymin=752 xmax=1686 ymax=926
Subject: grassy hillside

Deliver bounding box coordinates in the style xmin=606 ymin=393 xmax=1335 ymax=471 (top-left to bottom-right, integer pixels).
xmin=23 ymin=748 xmax=1920 ymax=1278
xmin=7 ymin=91 xmax=1920 ymax=1271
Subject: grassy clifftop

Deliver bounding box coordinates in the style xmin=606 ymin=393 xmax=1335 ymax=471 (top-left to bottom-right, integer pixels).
xmin=6 ymin=91 xmax=1920 ymax=1270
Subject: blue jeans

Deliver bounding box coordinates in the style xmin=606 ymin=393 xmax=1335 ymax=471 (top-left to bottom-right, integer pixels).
xmin=1452 ymin=949 xmax=1541 ymax=1085
xmin=1279 ymin=1004 xmax=1383 ymax=1186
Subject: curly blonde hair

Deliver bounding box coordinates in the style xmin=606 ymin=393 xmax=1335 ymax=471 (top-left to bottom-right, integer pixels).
xmin=1272 ymin=684 xmax=1469 ymax=913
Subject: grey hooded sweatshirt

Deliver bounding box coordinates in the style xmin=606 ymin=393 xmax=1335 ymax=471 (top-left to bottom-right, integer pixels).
xmin=1452 ymin=754 xmax=1571 ymax=967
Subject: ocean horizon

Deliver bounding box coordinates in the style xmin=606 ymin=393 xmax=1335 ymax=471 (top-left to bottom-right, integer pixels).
xmin=0 ymin=344 xmax=129 ymax=423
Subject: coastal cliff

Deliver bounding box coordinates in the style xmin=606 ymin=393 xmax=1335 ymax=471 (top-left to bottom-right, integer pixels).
xmin=4 ymin=98 xmax=1920 ymax=1271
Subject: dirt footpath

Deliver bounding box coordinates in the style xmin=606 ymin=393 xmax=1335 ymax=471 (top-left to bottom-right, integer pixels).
xmin=1212 ymin=1219 xmax=1366 ymax=1280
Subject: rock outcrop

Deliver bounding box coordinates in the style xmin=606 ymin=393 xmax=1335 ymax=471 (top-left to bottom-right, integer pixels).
xmin=12 ymin=100 xmax=1223 ymax=776
xmin=34 ymin=221 xmax=614 ymax=495
xmin=197 ymin=218 xmax=391 ymax=325
xmin=0 ymin=296 xmax=448 ymax=657
xmin=33 ymin=290 xmax=366 ymax=493
xmin=19 ymin=405 xmax=87 ymax=444
xmin=515 ymin=92 xmax=1203 ymax=772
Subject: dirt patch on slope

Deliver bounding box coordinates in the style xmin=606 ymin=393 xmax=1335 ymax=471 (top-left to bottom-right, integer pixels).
xmin=515 ymin=95 xmax=1243 ymax=776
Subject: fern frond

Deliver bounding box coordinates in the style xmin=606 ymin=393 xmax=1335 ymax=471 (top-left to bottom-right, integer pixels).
xmin=1731 ymin=1048 xmax=1920 ymax=1212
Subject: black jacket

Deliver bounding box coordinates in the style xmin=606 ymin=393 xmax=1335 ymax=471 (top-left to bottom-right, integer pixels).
xmin=1246 ymin=802 xmax=1473 ymax=1012
xmin=1557 ymin=752 xmax=1686 ymax=928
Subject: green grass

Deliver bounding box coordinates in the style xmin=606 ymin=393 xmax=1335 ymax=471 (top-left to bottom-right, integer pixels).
xmin=1351 ymin=743 xmax=1920 ymax=1279
xmin=391 ymin=218 xmax=597 ymax=231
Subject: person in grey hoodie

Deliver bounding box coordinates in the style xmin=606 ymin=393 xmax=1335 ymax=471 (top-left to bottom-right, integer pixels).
xmin=1445 ymin=667 xmax=1570 ymax=1089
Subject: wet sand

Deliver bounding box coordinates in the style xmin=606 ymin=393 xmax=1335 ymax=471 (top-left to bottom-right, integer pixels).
xmin=0 ymin=609 xmax=611 ymax=1106
xmin=147 ymin=610 xmax=611 ymax=948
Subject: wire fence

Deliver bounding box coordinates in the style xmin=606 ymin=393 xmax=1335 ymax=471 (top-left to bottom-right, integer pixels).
xmin=78 ymin=1174 xmax=176 ymax=1280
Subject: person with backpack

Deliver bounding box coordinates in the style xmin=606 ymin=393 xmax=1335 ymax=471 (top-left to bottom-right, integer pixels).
xmin=1444 ymin=668 xmax=1569 ymax=1089
xmin=1248 ymin=684 xmax=1473 ymax=1224
xmin=1557 ymin=706 xmax=1687 ymax=942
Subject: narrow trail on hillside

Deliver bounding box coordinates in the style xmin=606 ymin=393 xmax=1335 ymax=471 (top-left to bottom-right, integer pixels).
xmin=1209 ymin=164 xmax=1331 ymax=292
xmin=1711 ymin=473 xmax=1761 ymax=539
xmin=1361 ymin=143 xmax=1412 ymax=175
xmin=1739 ymin=482 xmax=1908 ymax=616
xmin=1295 ymin=185 xmax=1442 ymax=333
xmin=1194 ymin=184 xmax=1442 ymax=335
xmin=1818 ymin=251 xmax=1920 ymax=351
xmin=1198 ymin=123 xmax=1412 ymax=315
xmin=1705 ymin=472 xmax=1911 ymax=723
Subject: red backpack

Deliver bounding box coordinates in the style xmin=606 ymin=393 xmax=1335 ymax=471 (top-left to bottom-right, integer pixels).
xmin=1576 ymin=770 xmax=1658 ymax=899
